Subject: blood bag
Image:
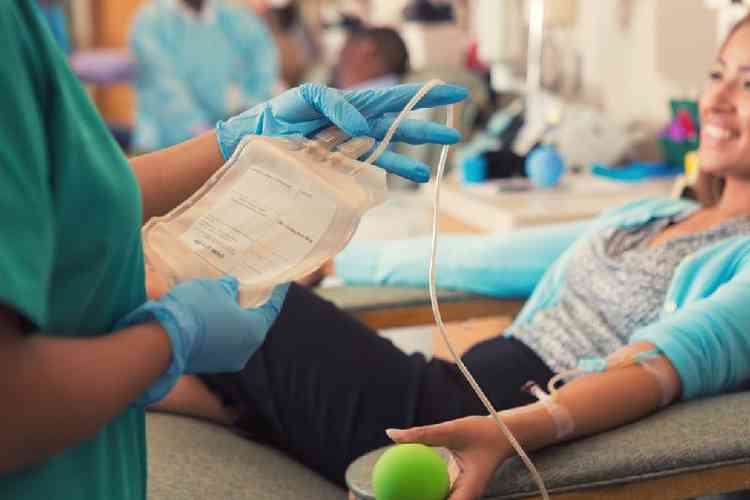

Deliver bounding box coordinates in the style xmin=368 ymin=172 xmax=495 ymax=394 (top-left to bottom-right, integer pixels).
xmin=142 ymin=128 xmax=385 ymax=307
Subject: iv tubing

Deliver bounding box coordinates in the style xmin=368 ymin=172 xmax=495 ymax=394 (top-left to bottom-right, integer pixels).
xmin=363 ymin=79 xmax=550 ymax=500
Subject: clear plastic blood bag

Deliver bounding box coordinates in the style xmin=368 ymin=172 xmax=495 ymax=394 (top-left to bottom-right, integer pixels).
xmin=143 ymin=128 xmax=384 ymax=307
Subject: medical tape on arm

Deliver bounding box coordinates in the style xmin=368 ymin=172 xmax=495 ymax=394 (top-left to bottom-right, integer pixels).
xmin=608 ymin=347 xmax=679 ymax=407
xmin=633 ymin=351 xmax=679 ymax=407
xmin=545 ymin=349 xmax=678 ymax=413
xmin=522 ymin=382 xmax=575 ymax=440
xmin=529 ymin=347 xmax=678 ymax=440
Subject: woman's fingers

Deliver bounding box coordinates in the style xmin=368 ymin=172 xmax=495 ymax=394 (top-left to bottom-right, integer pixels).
xmin=368 ymin=116 xmax=462 ymax=145
xmin=362 ymin=148 xmax=431 ymax=183
xmin=299 ymin=84 xmax=371 ymax=136
xmin=386 ymin=419 xmax=502 ymax=500
xmin=386 ymin=420 xmax=462 ymax=447
xmin=272 ymin=83 xmax=371 ymax=136
xmin=269 ymin=83 xmax=468 ymax=142
xmin=344 ymin=83 xmax=469 ymax=117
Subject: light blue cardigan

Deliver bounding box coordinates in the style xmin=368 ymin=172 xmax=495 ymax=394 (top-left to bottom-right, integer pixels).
xmin=335 ymin=198 xmax=750 ymax=400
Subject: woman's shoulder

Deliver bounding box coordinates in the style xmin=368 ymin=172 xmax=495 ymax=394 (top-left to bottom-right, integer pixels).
xmin=591 ymin=196 xmax=698 ymax=229
xmin=698 ymin=233 xmax=750 ymax=263
xmin=604 ymin=196 xmax=697 ymax=216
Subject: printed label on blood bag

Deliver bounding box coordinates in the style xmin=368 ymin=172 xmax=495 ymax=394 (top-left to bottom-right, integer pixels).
xmin=180 ymin=164 xmax=335 ymax=279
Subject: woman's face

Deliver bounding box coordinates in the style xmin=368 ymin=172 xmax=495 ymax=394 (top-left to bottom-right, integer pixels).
xmin=699 ymin=22 xmax=750 ymax=179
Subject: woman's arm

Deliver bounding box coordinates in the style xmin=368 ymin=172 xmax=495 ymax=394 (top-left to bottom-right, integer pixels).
xmin=0 ymin=305 xmax=171 ymax=474
xmin=629 ymin=248 xmax=750 ymax=399
xmin=501 ymin=343 xmax=678 ymax=449
xmin=334 ymin=220 xmax=590 ymax=297
xmin=130 ymin=131 xmax=224 ymax=224
xmin=389 ymin=342 xmax=678 ymax=500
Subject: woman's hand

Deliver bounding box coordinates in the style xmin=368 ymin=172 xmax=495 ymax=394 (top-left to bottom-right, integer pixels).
xmin=294 ymin=259 xmax=335 ymax=288
xmin=146 ymin=265 xmax=170 ymax=299
xmin=216 ymin=82 xmax=468 ymax=182
xmin=387 ymin=415 xmax=513 ymax=500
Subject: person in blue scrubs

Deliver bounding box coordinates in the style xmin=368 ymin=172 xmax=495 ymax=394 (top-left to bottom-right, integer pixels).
xmin=130 ymin=0 xmax=279 ymax=151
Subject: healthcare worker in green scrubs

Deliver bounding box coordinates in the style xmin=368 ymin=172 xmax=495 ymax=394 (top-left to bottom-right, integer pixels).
xmin=0 ymin=2 xmax=467 ymax=498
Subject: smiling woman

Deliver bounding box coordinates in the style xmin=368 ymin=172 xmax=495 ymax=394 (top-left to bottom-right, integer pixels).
xmin=696 ymin=14 xmax=750 ymax=206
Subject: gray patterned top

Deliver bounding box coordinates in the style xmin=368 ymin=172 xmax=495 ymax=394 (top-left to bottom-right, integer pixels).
xmin=508 ymin=209 xmax=750 ymax=374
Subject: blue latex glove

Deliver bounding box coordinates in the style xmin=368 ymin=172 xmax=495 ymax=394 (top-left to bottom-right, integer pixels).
xmin=216 ymin=82 xmax=469 ymax=182
xmin=116 ymin=276 xmax=288 ymax=406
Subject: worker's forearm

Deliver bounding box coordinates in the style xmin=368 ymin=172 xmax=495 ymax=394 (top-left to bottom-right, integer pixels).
xmin=500 ymin=358 xmax=678 ymax=452
xmin=0 ymin=323 xmax=171 ymax=474
xmin=130 ymin=131 xmax=224 ymax=223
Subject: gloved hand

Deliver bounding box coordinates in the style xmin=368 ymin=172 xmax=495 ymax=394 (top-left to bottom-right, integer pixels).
xmin=116 ymin=276 xmax=288 ymax=406
xmin=216 ymin=82 xmax=469 ymax=183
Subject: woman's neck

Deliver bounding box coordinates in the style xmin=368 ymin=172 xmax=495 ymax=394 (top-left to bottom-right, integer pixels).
xmin=714 ymin=177 xmax=750 ymax=219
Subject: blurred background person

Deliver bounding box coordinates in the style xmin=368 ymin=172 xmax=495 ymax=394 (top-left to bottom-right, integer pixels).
xmin=253 ymin=0 xmax=321 ymax=88
xmin=35 ymin=0 xmax=72 ymax=54
xmin=332 ymin=25 xmax=410 ymax=90
xmin=129 ymin=0 xmax=279 ymax=152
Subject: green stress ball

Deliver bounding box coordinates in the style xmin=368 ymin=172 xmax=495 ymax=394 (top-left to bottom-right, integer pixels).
xmin=372 ymin=444 xmax=450 ymax=500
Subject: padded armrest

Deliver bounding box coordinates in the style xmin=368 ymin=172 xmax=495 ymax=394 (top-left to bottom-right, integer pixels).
xmin=147 ymin=413 xmax=345 ymax=500
xmin=347 ymin=391 xmax=750 ymax=499
xmin=316 ymin=285 xmax=524 ymax=329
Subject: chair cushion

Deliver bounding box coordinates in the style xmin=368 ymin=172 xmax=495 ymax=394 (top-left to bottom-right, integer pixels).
xmin=147 ymin=413 xmax=345 ymax=500
xmin=346 ymin=391 xmax=750 ymax=499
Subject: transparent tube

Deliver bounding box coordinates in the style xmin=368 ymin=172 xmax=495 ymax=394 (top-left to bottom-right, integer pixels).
xmin=364 ymin=79 xmax=550 ymax=500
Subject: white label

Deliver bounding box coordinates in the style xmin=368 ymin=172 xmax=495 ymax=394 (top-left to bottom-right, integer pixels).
xmin=180 ymin=164 xmax=336 ymax=280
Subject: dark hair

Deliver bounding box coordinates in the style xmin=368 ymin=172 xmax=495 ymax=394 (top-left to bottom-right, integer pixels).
xmin=353 ymin=27 xmax=410 ymax=77
xmin=270 ymin=4 xmax=300 ymax=32
xmin=402 ymin=0 xmax=454 ymax=23
xmin=693 ymin=13 xmax=750 ymax=206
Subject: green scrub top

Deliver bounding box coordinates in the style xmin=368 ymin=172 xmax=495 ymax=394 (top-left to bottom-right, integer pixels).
xmin=0 ymin=2 xmax=147 ymax=499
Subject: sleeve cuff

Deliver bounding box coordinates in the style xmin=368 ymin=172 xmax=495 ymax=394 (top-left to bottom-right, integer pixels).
xmin=115 ymin=300 xmax=185 ymax=407
xmin=630 ymin=323 xmax=701 ymax=400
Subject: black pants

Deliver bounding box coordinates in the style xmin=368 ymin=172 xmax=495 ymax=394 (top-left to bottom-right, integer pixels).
xmin=200 ymin=284 xmax=553 ymax=485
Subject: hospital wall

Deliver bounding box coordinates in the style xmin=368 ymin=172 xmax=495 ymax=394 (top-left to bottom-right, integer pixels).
xmin=568 ymin=0 xmax=717 ymax=126
xmin=371 ymin=0 xmax=717 ymax=127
